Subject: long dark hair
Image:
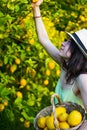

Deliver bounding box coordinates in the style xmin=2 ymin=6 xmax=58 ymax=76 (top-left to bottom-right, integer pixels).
xmin=62 ymin=38 xmax=87 ymax=83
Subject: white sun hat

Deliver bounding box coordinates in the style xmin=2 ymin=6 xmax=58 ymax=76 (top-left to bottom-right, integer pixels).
xmin=66 ymin=28 xmax=87 ymax=58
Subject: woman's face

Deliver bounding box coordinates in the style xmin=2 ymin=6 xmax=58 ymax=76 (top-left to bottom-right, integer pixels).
xmin=59 ymin=39 xmax=71 ymax=59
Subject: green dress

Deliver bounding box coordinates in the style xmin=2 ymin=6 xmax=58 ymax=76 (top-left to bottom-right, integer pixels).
xmin=55 ymin=79 xmax=83 ymax=107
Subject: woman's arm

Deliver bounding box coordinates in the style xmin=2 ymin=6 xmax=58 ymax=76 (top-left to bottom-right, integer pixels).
xmin=32 ymin=1 xmax=62 ymax=65
xmin=77 ymin=74 xmax=87 ymax=111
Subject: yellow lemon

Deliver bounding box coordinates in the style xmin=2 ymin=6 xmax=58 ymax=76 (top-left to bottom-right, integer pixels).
xmin=58 ymin=112 xmax=69 ymax=122
xmin=67 ymin=110 xmax=82 ymax=126
xmin=46 ymin=69 xmax=51 ymax=76
xmin=37 ymin=116 xmax=46 ymax=128
xmin=59 ymin=122 xmax=70 ymax=129
xmin=15 ymin=58 xmax=21 ymax=65
xmin=46 ymin=115 xmax=59 ymax=130
xmin=43 ymin=79 xmax=49 ymax=85
xmin=10 ymin=64 xmax=17 ymax=73
xmin=16 ymin=91 xmax=23 ymax=98
xmin=56 ymin=69 xmax=60 ymax=76
xmin=0 ymin=103 xmax=5 ymax=112
xmin=20 ymin=78 xmax=27 ymax=87
xmin=24 ymin=121 xmax=30 ymax=128
xmin=48 ymin=61 xmax=55 ymax=70
xmin=0 ymin=61 xmax=3 ymax=67
xmin=44 ymin=127 xmax=49 ymax=130
xmin=28 ymin=39 xmax=34 ymax=45
xmin=32 ymin=0 xmax=38 ymax=2
xmin=3 ymin=100 xmax=8 ymax=106
xmin=51 ymin=106 xmax=66 ymax=118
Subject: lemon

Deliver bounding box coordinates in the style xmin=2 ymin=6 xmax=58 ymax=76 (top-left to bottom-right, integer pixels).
xmin=44 ymin=127 xmax=49 ymax=130
xmin=59 ymin=122 xmax=70 ymax=129
xmin=56 ymin=69 xmax=60 ymax=76
xmin=58 ymin=112 xmax=68 ymax=122
xmin=67 ymin=110 xmax=82 ymax=126
xmin=43 ymin=79 xmax=49 ymax=85
xmin=37 ymin=116 xmax=46 ymax=128
xmin=48 ymin=61 xmax=55 ymax=70
xmin=15 ymin=58 xmax=21 ymax=65
xmin=46 ymin=69 xmax=51 ymax=76
xmin=32 ymin=0 xmax=38 ymax=3
xmin=51 ymin=106 xmax=66 ymax=118
xmin=16 ymin=91 xmax=23 ymax=98
xmin=0 ymin=103 xmax=5 ymax=112
xmin=46 ymin=115 xmax=59 ymax=130
xmin=24 ymin=121 xmax=30 ymax=128
xmin=20 ymin=78 xmax=27 ymax=87
xmin=10 ymin=64 xmax=17 ymax=73
xmin=3 ymin=100 xmax=8 ymax=106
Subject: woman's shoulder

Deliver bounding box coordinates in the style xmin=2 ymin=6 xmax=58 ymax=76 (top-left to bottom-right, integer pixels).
xmin=77 ymin=73 xmax=87 ymax=80
xmin=76 ymin=74 xmax=87 ymax=88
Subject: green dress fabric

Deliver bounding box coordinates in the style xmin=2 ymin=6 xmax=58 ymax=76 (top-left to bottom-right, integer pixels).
xmin=55 ymin=79 xmax=83 ymax=107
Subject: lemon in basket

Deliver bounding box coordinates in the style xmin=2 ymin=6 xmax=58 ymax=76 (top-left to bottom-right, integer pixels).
xmin=67 ymin=110 xmax=82 ymax=126
xmin=59 ymin=122 xmax=70 ymax=129
xmin=44 ymin=127 xmax=49 ymax=130
xmin=37 ymin=116 xmax=46 ymax=128
xmin=58 ymin=112 xmax=69 ymax=122
xmin=51 ymin=106 xmax=66 ymax=118
xmin=46 ymin=115 xmax=59 ymax=130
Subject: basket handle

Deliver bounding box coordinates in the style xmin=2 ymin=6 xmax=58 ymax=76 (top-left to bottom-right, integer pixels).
xmin=51 ymin=94 xmax=63 ymax=130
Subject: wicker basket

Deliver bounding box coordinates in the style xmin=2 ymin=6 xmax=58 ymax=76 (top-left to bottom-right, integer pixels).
xmin=34 ymin=93 xmax=85 ymax=130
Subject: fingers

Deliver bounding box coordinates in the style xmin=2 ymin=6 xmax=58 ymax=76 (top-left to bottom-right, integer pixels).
xmin=33 ymin=0 xmax=43 ymax=6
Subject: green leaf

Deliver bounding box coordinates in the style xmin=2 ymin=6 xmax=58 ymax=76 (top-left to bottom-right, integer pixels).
xmin=5 ymin=109 xmax=15 ymax=122
xmin=0 ymin=12 xmax=4 ymax=17
xmin=7 ymin=2 xmax=14 ymax=10
xmin=21 ymin=111 xmax=30 ymax=120
xmin=14 ymin=98 xmax=22 ymax=105
xmin=4 ymin=56 xmax=8 ymax=64
xmin=0 ymin=87 xmax=11 ymax=97
xmin=14 ymin=5 xmax=20 ymax=12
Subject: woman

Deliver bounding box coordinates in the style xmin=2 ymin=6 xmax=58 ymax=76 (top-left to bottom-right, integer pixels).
xmin=31 ymin=0 xmax=87 ymax=129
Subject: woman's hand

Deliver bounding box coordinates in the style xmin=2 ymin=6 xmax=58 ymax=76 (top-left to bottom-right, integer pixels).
xmin=31 ymin=0 xmax=43 ymax=8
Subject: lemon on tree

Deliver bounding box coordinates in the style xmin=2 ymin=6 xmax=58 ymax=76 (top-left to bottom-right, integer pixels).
xmin=15 ymin=58 xmax=21 ymax=65
xmin=37 ymin=116 xmax=46 ymax=128
xmin=32 ymin=0 xmax=39 ymax=2
xmin=24 ymin=120 xmax=30 ymax=128
xmin=43 ymin=79 xmax=49 ymax=85
xmin=48 ymin=60 xmax=55 ymax=70
xmin=16 ymin=91 xmax=23 ymax=98
xmin=67 ymin=110 xmax=82 ymax=126
xmin=45 ymin=69 xmax=51 ymax=76
xmin=3 ymin=100 xmax=8 ymax=106
xmin=10 ymin=64 xmax=17 ymax=73
xmin=0 ymin=103 xmax=5 ymax=112
xmin=20 ymin=78 xmax=27 ymax=87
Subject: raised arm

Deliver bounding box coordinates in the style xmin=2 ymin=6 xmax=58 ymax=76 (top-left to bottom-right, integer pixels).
xmin=32 ymin=0 xmax=62 ymax=65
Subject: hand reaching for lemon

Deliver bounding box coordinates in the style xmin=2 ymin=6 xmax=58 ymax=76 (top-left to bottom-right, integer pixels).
xmin=31 ymin=0 xmax=43 ymax=8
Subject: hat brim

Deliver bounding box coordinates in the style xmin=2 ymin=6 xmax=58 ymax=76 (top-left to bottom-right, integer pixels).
xmin=66 ymin=31 xmax=87 ymax=58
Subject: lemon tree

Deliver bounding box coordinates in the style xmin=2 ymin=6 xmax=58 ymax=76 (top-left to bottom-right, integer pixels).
xmin=0 ymin=0 xmax=87 ymax=130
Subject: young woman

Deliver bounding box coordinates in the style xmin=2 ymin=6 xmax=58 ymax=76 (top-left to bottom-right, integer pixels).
xmin=31 ymin=0 xmax=87 ymax=129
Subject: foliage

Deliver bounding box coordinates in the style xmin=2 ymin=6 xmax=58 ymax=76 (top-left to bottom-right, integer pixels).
xmin=0 ymin=0 xmax=87 ymax=129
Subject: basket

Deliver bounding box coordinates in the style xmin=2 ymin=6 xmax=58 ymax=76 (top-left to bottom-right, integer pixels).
xmin=34 ymin=93 xmax=85 ymax=130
